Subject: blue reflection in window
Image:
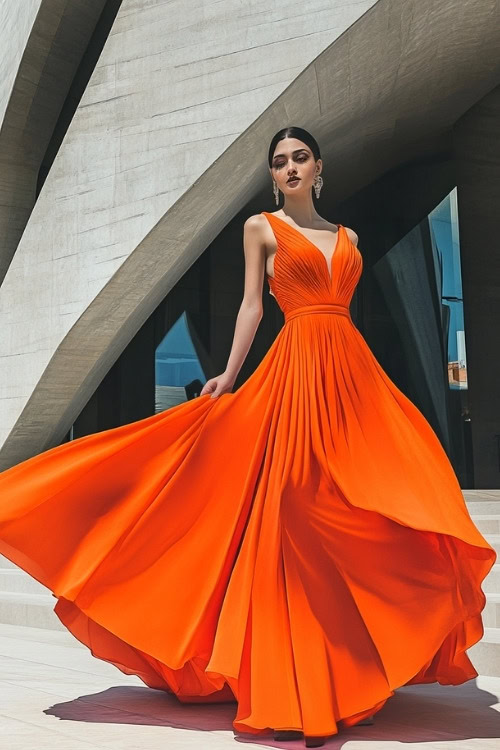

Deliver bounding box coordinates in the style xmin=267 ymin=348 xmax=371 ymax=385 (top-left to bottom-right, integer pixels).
xmin=155 ymin=312 xmax=207 ymax=411
xmin=429 ymin=188 xmax=467 ymax=390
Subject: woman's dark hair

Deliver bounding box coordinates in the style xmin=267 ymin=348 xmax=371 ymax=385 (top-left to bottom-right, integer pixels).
xmin=267 ymin=126 xmax=321 ymax=168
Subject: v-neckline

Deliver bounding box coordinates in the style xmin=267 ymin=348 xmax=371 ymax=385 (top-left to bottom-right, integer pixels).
xmin=263 ymin=211 xmax=342 ymax=285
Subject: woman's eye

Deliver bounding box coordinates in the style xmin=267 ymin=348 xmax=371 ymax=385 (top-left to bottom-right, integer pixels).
xmin=273 ymin=154 xmax=308 ymax=168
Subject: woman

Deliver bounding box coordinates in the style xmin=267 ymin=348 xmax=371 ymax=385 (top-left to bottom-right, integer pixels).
xmin=0 ymin=127 xmax=496 ymax=748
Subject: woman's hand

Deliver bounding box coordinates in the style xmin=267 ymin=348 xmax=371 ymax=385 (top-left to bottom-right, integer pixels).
xmin=200 ymin=371 xmax=236 ymax=399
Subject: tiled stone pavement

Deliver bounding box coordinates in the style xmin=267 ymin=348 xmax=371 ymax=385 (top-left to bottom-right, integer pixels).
xmin=0 ymin=622 xmax=499 ymax=749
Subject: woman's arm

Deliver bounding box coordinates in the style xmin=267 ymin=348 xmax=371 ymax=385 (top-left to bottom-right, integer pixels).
xmin=200 ymin=214 xmax=267 ymax=398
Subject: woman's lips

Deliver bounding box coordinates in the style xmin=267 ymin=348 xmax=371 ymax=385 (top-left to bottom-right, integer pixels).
xmin=287 ymin=178 xmax=300 ymax=185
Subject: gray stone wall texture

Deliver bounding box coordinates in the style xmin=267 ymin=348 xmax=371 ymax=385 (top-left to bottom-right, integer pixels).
xmin=0 ymin=0 xmax=108 ymax=284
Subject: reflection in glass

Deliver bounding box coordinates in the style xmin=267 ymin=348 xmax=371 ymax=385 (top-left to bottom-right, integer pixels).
xmin=155 ymin=312 xmax=207 ymax=412
xmin=429 ymin=188 xmax=467 ymax=390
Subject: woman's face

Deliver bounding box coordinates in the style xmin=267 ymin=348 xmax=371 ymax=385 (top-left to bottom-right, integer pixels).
xmin=269 ymin=137 xmax=321 ymax=196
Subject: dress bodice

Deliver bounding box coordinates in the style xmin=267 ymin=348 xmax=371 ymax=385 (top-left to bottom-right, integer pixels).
xmin=261 ymin=211 xmax=363 ymax=319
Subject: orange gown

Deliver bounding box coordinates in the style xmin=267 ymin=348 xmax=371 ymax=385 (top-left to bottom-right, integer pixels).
xmin=0 ymin=211 xmax=496 ymax=739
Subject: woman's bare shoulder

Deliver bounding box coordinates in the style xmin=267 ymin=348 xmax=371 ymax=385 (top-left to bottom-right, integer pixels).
xmin=343 ymin=226 xmax=359 ymax=247
xmin=243 ymin=213 xmax=275 ymax=247
xmin=244 ymin=213 xmax=268 ymax=231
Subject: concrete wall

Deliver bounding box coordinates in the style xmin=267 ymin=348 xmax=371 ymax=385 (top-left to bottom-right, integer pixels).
xmin=0 ymin=0 xmax=41 ymax=125
xmin=0 ymin=0 xmax=109 ymax=283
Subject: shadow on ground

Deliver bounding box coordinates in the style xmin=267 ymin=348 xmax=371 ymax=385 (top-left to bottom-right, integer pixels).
xmin=44 ymin=678 xmax=500 ymax=747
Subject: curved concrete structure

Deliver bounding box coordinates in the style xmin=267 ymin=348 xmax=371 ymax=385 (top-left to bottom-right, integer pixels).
xmin=0 ymin=0 xmax=499 ymax=469
xmin=0 ymin=0 xmax=108 ymax=284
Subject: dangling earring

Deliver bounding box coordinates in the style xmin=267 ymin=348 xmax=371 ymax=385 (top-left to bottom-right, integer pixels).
xmin=272 ymin=179 xmax=280 ymax=205
xmin=313 ymin=174 xmax=323 ymax=199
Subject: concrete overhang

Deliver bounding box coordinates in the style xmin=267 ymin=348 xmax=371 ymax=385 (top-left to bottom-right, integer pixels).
xmin=0 ymin=0 xmax=109 ymax=285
